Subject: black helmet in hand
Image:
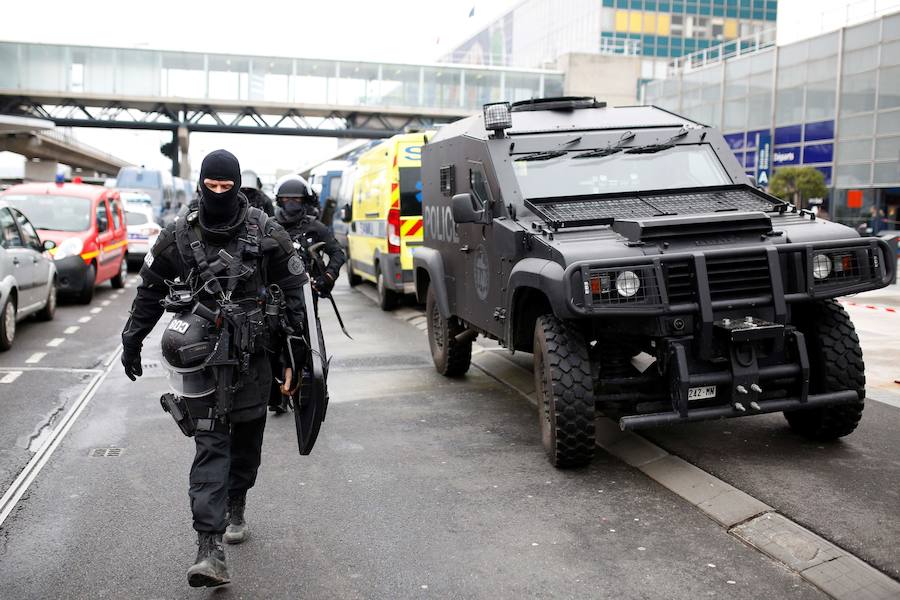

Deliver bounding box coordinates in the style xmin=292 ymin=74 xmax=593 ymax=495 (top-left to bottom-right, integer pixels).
xmin=160 ymin=311 xmax=216 ymax=398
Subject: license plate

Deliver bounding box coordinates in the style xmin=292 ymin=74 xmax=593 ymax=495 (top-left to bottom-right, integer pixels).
xmin=688 ymin=385 xmax=717 ymax=401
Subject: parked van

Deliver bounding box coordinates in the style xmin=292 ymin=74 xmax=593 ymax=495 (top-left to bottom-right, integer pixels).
xmin=344 ymin=132 xmax=429 ymax=310
xmin=115 ymin=166 xmax=176 ymax=224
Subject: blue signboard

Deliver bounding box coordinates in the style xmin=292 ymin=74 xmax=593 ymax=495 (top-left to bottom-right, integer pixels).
xmin=756 ymin=131 xmax=772 ymax=187
xmin=773 ymin=145 xmax=801 ymax=166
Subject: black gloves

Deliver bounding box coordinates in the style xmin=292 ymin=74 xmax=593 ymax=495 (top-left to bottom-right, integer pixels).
xmin=122 ymin=346 xmax=143 ymax=381
xmin=312 ymin=273 xmax=335 ymax=296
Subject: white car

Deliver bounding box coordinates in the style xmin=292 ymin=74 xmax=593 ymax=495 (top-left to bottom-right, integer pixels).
xmin=0 ymin=199 xmax=57 ymax=350
xmin=124 ymin=202 xmax=161 ymax=269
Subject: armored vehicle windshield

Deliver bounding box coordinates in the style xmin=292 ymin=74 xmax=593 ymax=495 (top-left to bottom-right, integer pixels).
xmin=512 ymin=143 xmax=731 ymax=199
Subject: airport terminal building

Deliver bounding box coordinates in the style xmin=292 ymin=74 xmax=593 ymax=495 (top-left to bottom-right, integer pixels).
xmin=643 ymin=12 xmax=900 ymax=231
xmin=443 ymin=0 xmax=776 ymax=103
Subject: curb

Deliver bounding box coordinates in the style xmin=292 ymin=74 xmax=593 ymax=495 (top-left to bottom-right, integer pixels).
xmin=359 ymin=287 xmax=900 ymax=600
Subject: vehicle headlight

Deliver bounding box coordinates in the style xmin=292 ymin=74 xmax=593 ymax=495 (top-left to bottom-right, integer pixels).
xmin=54 ymin=237 xmax=84 ymax=260
xmin=616 ymin=270 xmax=641 ymax=297
xmin=812 ymin=253 xmax=832 ymax=280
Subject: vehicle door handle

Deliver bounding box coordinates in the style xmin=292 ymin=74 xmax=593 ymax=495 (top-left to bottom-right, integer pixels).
xmin=365 ymin=212 xmax=379 ymax=218
xmin=460 ymin=245 xmax=471 ymax=253
xmin=12 ymin=257 xmax=19 ymax=266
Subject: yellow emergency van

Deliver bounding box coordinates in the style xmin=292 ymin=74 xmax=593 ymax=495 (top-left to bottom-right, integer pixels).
xmin=346 ymin=131 xmax=429 ymax=310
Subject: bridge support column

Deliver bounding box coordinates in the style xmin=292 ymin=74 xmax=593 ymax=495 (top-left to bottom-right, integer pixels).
xmin=177 ymin=125 xmax=190 ymax=179
xmin=24 ymin=159 xmax=58 ymax=182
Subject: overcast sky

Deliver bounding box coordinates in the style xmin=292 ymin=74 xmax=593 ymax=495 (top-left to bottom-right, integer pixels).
xmin=2 ymin=0 xmax=898 ymax=180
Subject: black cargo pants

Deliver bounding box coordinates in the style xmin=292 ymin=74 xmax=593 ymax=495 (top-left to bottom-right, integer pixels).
xmin=186 ymin=353 xmax=272 ymax=534
xmin=188 ymin=411 xmax=267 ymax=533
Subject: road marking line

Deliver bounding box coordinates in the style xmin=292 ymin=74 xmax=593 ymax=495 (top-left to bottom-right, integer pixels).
xmin=25 ymin=353 xmax=46 ymax=364
xmin=46 ymin=338 xmax=65 ymax=348
xmin=64 ymin=326 xmax=80 ymax=335
xmin=90 ymin=307 xmax=102 ymax=314
xmin=78 ymin=316 xmax=92 ymax=323
xmin=0 ymin=347 xmax=120 ymax=528
xmin=101 ymin=300 xmax=111 ymax=307
xmin=0 ymin=371 xmax=22 ymax=384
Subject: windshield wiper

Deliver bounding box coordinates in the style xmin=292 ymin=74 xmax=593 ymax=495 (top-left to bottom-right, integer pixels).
xmin=514 ymin=149 xmax=569 ymax=162
xmin=624 ymin=127 xmax=690 ymax=155
xmin=574 ymin=130 xmax=636 ymax=159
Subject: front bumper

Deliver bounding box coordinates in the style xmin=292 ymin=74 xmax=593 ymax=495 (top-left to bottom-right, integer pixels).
xmin=53 ymin=255 xmax=90 ymax=294
xmin=565 ymin=237 xmax=894 ymax=318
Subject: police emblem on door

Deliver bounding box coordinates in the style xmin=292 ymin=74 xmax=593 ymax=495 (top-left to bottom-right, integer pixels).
xmin=474 ymin=246 xmax=490 ymax=301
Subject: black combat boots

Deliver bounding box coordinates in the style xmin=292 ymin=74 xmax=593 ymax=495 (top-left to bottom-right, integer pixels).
xmin=223 ymin=494 xmax=249 ymax=544
xmin=187 ymin=532 xmax=230 ymax=587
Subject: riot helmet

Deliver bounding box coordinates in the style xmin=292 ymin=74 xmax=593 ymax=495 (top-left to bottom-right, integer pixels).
xmin=160 ymin=311 xmax=217 ymax=398
xmin=241 ymin=169 xmax=262 ymax=191
xmin=275 ymin=175 xmax=318 ymax=220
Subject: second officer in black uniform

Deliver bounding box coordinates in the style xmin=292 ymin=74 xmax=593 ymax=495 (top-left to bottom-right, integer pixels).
xmin=121 ymin=149 xmax=309 ymax=588
xmin=268 ymin=175 xmax=345 ymax=414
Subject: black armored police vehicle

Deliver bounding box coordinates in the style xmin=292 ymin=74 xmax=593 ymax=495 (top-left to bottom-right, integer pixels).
xmin=413 ymin=97 xmax=895 ymax=468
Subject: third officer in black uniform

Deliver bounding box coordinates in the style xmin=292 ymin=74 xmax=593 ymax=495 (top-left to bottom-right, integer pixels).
xmin=268 ymin=175 xmax=345 ymax=413
xmin=121 ymin=150 xmax=311 ymax=588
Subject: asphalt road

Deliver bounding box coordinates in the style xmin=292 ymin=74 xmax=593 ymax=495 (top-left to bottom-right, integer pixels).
xmin=0 ymin=278 xmax=828 ymax=599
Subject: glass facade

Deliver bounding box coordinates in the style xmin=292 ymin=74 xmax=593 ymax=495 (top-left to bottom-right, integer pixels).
xmin=643 ymin=12 xmax=900 ymax=230
xmin=444 ymin=0 xmax=776 ymax=67
xmin=0 ymin=42 xmax=563 ymax=113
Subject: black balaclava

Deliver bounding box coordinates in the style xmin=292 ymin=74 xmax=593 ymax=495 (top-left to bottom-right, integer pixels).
xmin=198 ymin=149 xmax=242 ymax=227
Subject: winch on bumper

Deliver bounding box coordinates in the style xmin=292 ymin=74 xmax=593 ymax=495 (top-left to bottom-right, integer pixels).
xmin=562 ymin=237 xmax=894 ymax=431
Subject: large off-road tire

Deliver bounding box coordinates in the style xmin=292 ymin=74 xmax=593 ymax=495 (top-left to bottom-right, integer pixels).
xmin=77 ymin=263 xmax=96 ymax=305
xmin=345 ymin=250 xmax=362 ymax=287
xmin=784 ymin=299 xmax=865 ymax=440
xmin=426 ymin=286 xmax=472 ymax=377
xmin=36 ymin=279 xmax=57 ymax=321
xmin=376 ymin=266 xmax=398 ymax=311
xmin=534 ymin=315 xmax=595 ymax=468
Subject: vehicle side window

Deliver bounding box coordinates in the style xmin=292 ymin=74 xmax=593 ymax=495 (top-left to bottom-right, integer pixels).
xmin=110 ymin=198 xmax=123 ymax=231
xmin=469 ymin=165 xmax=492 ymax=209
xmin=10 ymin=209 xmax=41 ymax=251
xmin=96 ymin=201 xmax=110 ymax=233
xmin=0 ymin=208 xmax=23 ymax=249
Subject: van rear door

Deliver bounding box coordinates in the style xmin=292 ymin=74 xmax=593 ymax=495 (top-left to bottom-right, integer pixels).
xmin=397 ymin=140 xmax=425 ymax=272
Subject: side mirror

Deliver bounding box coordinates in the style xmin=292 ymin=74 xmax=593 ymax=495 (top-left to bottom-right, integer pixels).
xmin=322 ymin=197 xmax=337 ymax=227
xmin=42 ymin=239 xmax=57 ymax=251
xmin=451 ymin=193 xmax=484 ymax=224
xmin=339 ymin=203 xmax=352 ymax=223
xmin=164 ymin=201 xmax=172 ymax=210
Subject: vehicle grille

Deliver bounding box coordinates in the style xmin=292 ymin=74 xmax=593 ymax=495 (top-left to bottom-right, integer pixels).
xmin=663 ymin=253 xmax=772 ymax=304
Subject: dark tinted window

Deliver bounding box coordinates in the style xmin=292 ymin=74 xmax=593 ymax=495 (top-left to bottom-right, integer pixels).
xmin=0 ymin=208 xmax=23 ymax=248
xmin=96 ymin=202 xmax=110 ymax=232
xmin=110 ymin=199 xmax=123 ymax=230
xmin=470 ymin=166 xmax=492 ymax=209
xmin=399 ymin=167 xmax=423 ymax=216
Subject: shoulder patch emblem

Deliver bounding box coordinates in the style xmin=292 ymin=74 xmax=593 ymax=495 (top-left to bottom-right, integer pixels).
xmin=287 ymin=254 xmax=305 ymax=275
xmin=144 ymin=253 xmax=155 ymax=268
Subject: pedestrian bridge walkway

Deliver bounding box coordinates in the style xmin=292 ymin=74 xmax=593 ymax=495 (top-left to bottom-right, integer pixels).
xmin=0 ymin=42 xmax=564 ymax=137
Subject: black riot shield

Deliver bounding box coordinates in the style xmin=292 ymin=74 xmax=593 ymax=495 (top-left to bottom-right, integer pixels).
xmin=291 ymin=280 xmax=328 ymax=455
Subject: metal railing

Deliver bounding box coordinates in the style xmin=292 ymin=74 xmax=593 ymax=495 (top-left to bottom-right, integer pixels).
xmin=667 ymin=28 xmax=777 ymax=76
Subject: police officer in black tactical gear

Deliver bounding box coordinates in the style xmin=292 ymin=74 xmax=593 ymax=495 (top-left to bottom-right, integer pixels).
xmin=268 ymin=175 xmax=345 ymax=414
xmin=120 ymin=149 xmax=309 ymax=588
xmin=240 ymin=169 xmax=275 ymax=217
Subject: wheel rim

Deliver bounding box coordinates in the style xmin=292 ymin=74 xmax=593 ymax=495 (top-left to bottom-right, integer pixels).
xmin=377 ymin=272 xmax=384 ymax=297
xmin=120 ymin=259 xmax=127 ymax=279
xmin=4 ymin=302 xmax=14 ymax=342
xmin=431 ymin=301 xmax=444 ymax=350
